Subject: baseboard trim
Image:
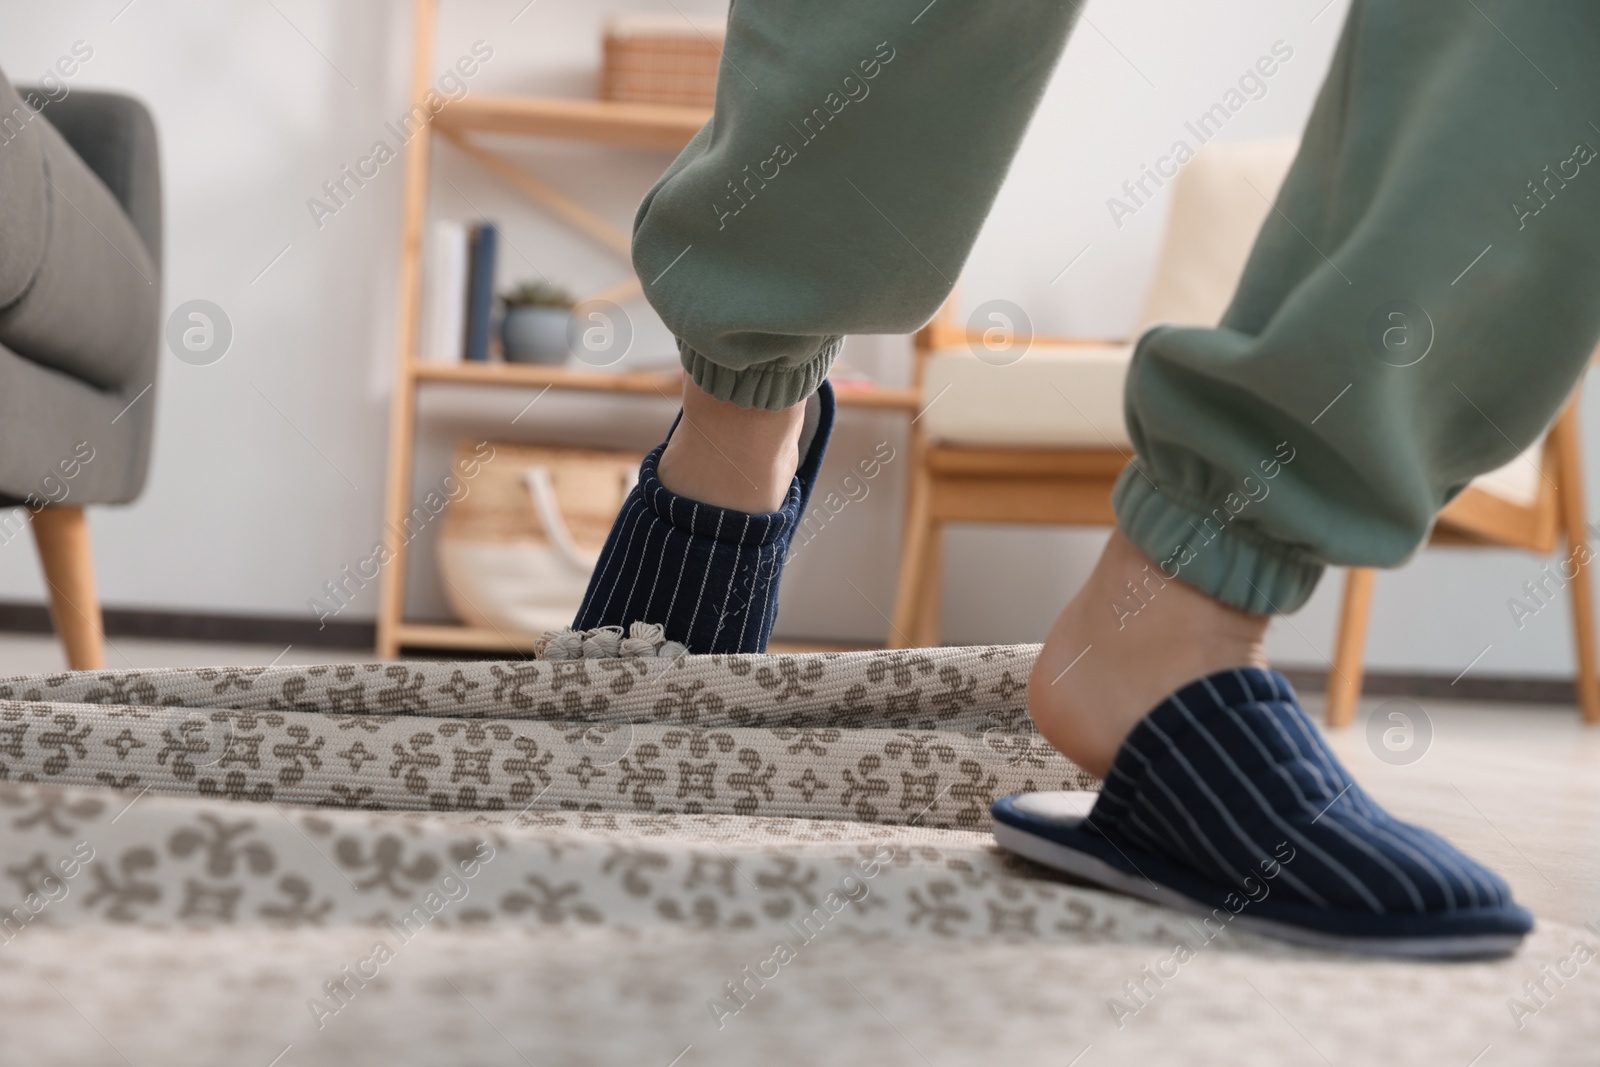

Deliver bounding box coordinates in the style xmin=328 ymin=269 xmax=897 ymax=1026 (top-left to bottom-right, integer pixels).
xmin=0 ymin=602 xmax=1580 ymax=704
xmin=0 ymin=601 xmax=376 ymax=649
xmin=1277 ymin=667 xmax=1576 ymax=707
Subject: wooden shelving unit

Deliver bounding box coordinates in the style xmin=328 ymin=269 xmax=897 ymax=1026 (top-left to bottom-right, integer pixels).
xmin=433 ymin=94 xmax=712 ymax=147
xmin=376 ymin=1 xmax=916 ymax=658
xmin=415 ymin=359 xmax=919 ymax=408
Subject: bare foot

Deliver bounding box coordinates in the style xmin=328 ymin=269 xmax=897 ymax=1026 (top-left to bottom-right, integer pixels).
xmin=656 ymin=377 xmax=806 ymax=514
xmin=1028 ymin=530 xmax=1270 ymax=778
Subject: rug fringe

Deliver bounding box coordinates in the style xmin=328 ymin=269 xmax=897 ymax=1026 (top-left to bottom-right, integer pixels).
xmin=532 ymin=622 xmax=690 ymax=661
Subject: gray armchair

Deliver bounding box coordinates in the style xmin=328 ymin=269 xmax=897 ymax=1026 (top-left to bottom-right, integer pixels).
xmin=0 ymin=70 xmax=161 ymax=668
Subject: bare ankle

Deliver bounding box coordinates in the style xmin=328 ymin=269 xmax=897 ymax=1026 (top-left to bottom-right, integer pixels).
xmin=657 ymin=378 xmax=806 ymax=513
xmin=1029 ymin=531 xmax=1269 ymax=777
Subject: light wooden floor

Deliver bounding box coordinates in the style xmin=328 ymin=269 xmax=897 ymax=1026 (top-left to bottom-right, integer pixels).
xmin=1318 ymin=693 xmax=1600 ymax=928
xmin=0 ymin=633 xmax=1593 ymax=925
xmin=0 ymin=633 xmax=373 ymax=674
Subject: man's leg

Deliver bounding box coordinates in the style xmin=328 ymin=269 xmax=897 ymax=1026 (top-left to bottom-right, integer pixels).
xmin=573 ymin=377 xmax=834 ymax=653
xmin=1016 ymin=0 xmax=1598 ymax=950
xmin=577 ymin=0 xmax=1083 ymax=652
xmin=1033 ymin=0 xmax=1600 ymax=775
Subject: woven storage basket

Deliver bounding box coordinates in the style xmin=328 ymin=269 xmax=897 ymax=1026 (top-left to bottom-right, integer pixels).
xmin=438 ymin=441 xmax=641 ymax=635
xmin=600 ymin=13 xmax=724 ymax=109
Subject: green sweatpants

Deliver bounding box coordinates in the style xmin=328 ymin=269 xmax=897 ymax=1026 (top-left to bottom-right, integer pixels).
xmin=631 ymin=0 xmax=1600 ymax=614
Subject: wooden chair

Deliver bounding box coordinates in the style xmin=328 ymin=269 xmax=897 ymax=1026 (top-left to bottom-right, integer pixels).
xmin=889 ymin=138 xmax=1599 ymax=725
xmin=1327 ymin=394 xmax=1599 ymax=725
xmin=891 ymin=301 xmax=1128 ymax=647
xmin=892 ymin=138 xmax=1300 ymax=648
xmin=0 ymin=80 xmax=162 ymax=674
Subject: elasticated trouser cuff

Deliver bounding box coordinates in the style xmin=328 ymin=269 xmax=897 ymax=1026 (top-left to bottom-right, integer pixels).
xmin=1109 ymin=5 xmax=1600 ymax=616
xmin=1113 ymin=467 xmax=1324 ymax=615
xmin=640 ymin=0 xmax=1600 ymax=610
xmin=680 ymin=337 xmax=842 ymax=412
xmin=631 ymin=1 xmax=1082 ymax=413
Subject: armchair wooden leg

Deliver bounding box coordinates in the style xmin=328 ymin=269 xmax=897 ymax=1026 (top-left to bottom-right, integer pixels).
xmin=890 ymin=466 xmax=934 ymax=649
xmin=29 ymin=506 xmax=106 ymax=671
xmin=1565 ymin=535 xmax=1599 ymax=724
xmin=1552 ymin=401 xmax=1600 ymax=723
xmin=1325 ymin=567 xmax=1376 ymax=728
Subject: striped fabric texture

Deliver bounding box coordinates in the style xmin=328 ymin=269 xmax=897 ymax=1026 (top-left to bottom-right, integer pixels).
xmin=573 ymin=381 xmax=835 ymax=653
xmin=1088 ymin=667 xmax=1521 ymax=918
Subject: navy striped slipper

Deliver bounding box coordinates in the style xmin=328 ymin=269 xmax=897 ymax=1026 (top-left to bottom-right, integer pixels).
xmin=993 ymin=668 xmax=1533 ymax=958
xmin=573 ymin=379 xmax=835 ymax=654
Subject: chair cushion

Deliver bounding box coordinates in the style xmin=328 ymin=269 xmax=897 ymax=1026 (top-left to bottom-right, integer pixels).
xmin=920 ymin=343 xmax=1134 ymax=448
xmin=26 ymin=87 xmax=163 ymax=268
xmin=918 ymin=140 xmax=1299 ymax=453
xmin=921 ymin=135 xmax=1550 ymax=511
xmin=0 ymin=339 xmax=153 ymax=506
xmin=1133 ymin=138 xmax=1298 ymax=335
xmin=0 ymin=72 xmax=49 ymax=310
xmin=0 ymin=104 xmax=158 ymax=393
xmin=922 ymin=342 xmax=1548 ymax=511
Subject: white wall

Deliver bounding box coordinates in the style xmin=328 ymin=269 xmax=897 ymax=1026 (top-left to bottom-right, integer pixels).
xmin=0 ymin=0 xmax=1589 ymax=683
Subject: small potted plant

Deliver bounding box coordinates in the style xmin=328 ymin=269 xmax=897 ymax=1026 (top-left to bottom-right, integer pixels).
xmin=500 ymin=281 xmax=575 ymax=364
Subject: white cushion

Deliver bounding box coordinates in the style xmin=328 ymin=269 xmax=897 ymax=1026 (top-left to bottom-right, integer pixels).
xmin=1471 ymin=440 xmax=1546 ymax=507
xmin=921 ymin=343 xmax=1133 ymax=448
xmin=922 ymin=139 xmax=1301 ymax=450
xmin=923 ymin=134 xmax=1553 ymax=511
xmin=1134 ymin=137 xmax=1299 ymax=334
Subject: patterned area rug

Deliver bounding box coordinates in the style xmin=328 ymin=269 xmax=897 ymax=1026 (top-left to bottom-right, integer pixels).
xmin=0 ymin=645 xmax=1082 ymax=823
xmin=1 ymin=647 xmax=1595 ymax=1065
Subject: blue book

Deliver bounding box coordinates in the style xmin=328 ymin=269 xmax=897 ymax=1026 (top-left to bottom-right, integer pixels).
xmin=463 ymin=222 xmax=498 ymax=362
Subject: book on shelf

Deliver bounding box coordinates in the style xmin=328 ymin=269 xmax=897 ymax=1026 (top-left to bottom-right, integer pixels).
xmin=420 ymin=220 xmax=467 ymax=364
xmin=464 ymin=221 xmax=499 ymax=363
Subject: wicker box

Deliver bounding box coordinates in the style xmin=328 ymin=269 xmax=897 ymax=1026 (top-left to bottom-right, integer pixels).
xmin=601 ymin=13 xmax=724 ymax=109
xmin=437 ymin=441 xmax=642 ymax=635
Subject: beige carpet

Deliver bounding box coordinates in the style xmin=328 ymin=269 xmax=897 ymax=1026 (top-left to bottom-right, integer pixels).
xmin=1 ymin=647 xmax=1594 ymax=1065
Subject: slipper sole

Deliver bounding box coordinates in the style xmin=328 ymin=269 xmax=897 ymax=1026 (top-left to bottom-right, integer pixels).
xmin=992 ymin=792 xmax=1532 ymax=960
